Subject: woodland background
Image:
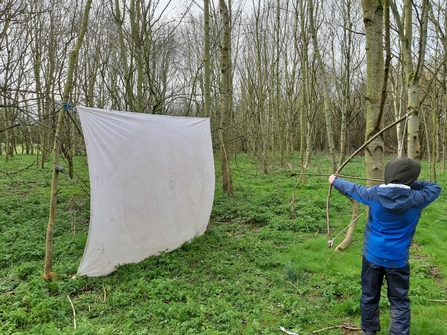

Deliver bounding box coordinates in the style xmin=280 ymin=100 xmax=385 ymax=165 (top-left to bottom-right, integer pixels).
xmin=1 ymin=0 xmax=447 ymax=174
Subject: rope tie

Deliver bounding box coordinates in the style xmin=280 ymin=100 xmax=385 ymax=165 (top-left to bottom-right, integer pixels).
xmin=62 ymin=102 xmax=73 ymax=112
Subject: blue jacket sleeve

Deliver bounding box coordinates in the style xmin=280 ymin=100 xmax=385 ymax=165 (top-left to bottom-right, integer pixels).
xmin=411 ymin=181 xmax=442 ymax=209
xmin=332 ymin=178 xmax=373 ymax=206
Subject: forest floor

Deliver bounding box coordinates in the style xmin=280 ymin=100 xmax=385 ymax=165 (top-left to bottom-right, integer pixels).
xmin=1 ymin=153 xmax=447 ymax=334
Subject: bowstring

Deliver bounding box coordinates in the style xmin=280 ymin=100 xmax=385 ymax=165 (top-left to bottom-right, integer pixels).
xmin=328 ymin=208 xmax=367 ymax=247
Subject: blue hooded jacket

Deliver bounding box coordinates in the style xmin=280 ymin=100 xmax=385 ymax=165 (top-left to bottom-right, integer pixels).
xmin=332 ymin=178 xmax=441 ymax=268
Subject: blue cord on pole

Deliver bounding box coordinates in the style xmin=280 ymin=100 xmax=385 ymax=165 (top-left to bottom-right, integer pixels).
xmin=62 ymin=102 xmax=73 ymax=112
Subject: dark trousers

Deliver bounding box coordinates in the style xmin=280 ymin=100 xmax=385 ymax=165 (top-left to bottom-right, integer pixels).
xmin=360 ymin=256 xmax=411 ymax=335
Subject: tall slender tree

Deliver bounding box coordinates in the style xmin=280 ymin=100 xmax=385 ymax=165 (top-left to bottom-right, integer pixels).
xmin=219 ymin=0 xmax=233 ymax=195
xmin=309 ymin=0 xmax=336 ymax=173
xmin=363 ymin=0 xmax=385 ymax=182
xmin=333 ymin=0 xmax=387 ymax=251
xmin=44 ymin=0 xmax=93 ymax=280
xmin=390 ymin=0 xmax=430 ymax=159
xmin=204 ymin=0 xmax=211 ymax=117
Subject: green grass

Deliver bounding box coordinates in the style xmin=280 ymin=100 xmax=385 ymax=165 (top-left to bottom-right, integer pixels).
xmin=1 ymin=153 xmax=446 ymax=334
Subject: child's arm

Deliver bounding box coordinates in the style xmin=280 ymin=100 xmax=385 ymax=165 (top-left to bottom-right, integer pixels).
xmin=328 ymin=175 xmax=372 ymax=206
xmin=411 ymin=180 xmax=438 ymax=190
xmin=411 ymin=181 xmax=441 ymax=208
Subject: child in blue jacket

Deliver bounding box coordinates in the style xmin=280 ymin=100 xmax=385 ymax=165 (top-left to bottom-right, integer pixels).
xmin=328 ymin=158 xmax=441 ymax=335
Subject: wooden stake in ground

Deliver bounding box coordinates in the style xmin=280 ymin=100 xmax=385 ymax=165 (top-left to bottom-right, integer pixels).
xmin=43 ymin=0 xmax=93 ymax=281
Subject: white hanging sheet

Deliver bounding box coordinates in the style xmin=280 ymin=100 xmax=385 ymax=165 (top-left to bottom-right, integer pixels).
xmin=76 ymin=106 xmax=215 ymax=276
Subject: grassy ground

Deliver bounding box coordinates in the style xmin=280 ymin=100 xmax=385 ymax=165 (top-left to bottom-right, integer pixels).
xmin=1 ymin=153 xmax=446 ymax=334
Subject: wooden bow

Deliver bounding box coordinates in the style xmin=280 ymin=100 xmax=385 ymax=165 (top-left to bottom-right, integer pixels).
xmin=325 ymin=55 xmax=442 ymax=247
xmin=326 ymin=112 xmax=414 ymax=248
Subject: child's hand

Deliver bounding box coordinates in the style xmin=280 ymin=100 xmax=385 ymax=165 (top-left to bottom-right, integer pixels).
xmin=328 ymin=174 xmax=337 ymax=185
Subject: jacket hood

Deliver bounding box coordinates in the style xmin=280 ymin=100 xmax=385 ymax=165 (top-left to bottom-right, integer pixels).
xmin=376 ymin=184 xmax=413 ymax=212
xmin=385 ymin=158 xmax=420 ymax=186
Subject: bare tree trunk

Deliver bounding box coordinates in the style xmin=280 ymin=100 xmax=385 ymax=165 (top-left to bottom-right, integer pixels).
xmin=204 ymin=0 xmax=211 ymax=117
xmin=429 ymin=3 xmax=447 ymax=169
xmin=44 ymin=0 xmax=93 ymax=280
xmin=444 ymin=67 xmax=447 ymax=170
xmin=41 ymin=14 xmax=57 ymax=169
xmin=219 ymin=0 xmax=233 ymax=195
xmin=114 ymin=0 xmax=133 ymax=111
xmin=443 ymin=116 xmax=446 ymax=171
xmin=432 ymin=86 xmax=438 ymax=179
xmin=31 ymin=4 xmax=43 ymax=162
xmin=130 ymin=0 xmax=143 ymax=112
xmin=334 ymin=0 xmax=386 ymax=251
xmin=332 ymin=0 xmax=364 ymax=250
xmin=390 ymin=61 xmax=406 ymax=157
xmin=299 ymin=69 xmax=308 ymax=184
xmin=309 ymin=0 xmax=336 ymax=173
xmin=336 ymin=0 xmax=357 ymax=167
xmin=299 ymin=0 xmax=309 ymax=182
xmin=363 ymin=0 xmax=385 ymax=184
xmin=275 ymin=0 xmax=284 ymax=167
xmin=391 ymin=0 xmax=430 ymax=159
xmin=3 ymin=106 xmax=10 ymax=163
